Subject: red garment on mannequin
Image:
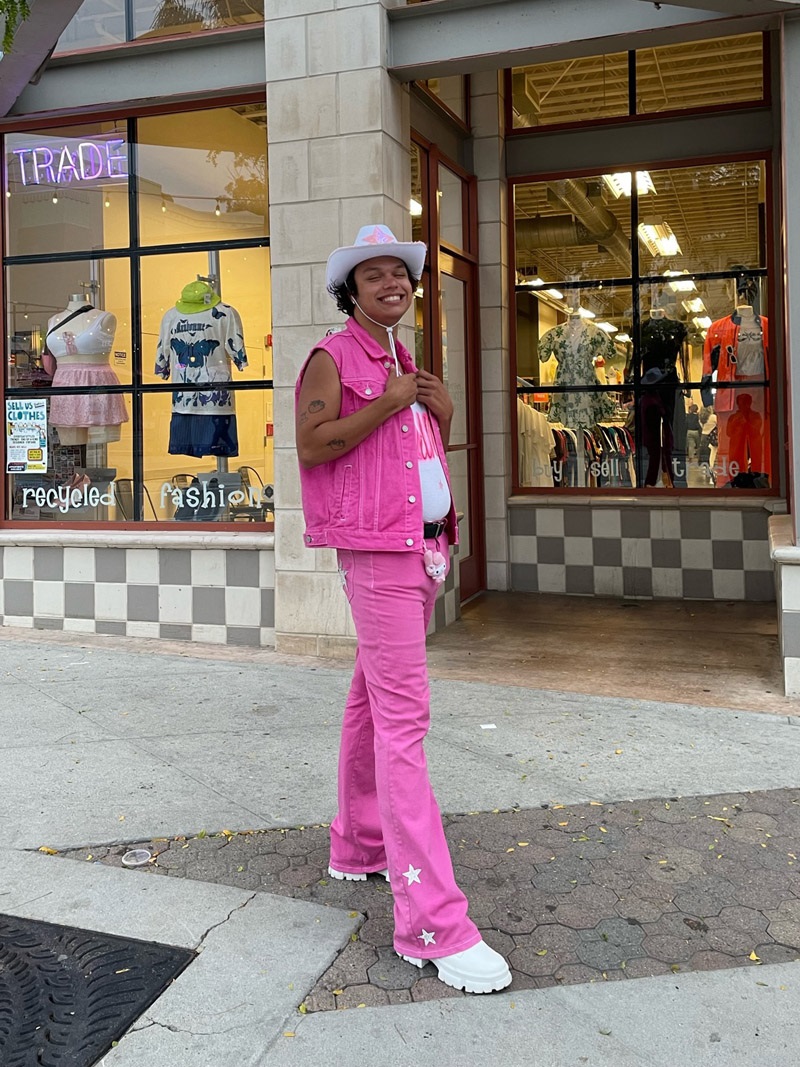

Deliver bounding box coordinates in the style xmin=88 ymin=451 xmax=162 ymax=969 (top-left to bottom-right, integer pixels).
xmin=703 ymin=312 xmax=770 ymax=480
xmin=703 ymin=313 xmax=769 ymax=414
xmin=725 ymin=393 xmax=763 ymax=474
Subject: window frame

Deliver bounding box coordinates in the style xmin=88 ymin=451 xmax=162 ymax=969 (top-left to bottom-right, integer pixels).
xmin=508 ymin=150 xmax=779 ymax=498
xmin=53 ymin=5 xmax=265 ymax=58
xmin=0 ymin=95 xmax=272 ymax=530
xmin=505 ymin=32 xmax=769 ymax=137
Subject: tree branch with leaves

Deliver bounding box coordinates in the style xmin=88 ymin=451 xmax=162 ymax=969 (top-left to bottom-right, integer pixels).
xmin=0 ymin=0 xmax=30 ymax=53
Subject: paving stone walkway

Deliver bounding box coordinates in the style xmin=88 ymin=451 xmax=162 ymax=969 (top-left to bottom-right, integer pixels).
xmin=62 ymin=788 xmax=800 ymax=1011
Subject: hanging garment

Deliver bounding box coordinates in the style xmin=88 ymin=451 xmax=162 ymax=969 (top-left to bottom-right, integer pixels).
xmin=517 ymin=397 xmax=554 ymax=486
xmin=538 ymin=319 xmax=616 ymax=429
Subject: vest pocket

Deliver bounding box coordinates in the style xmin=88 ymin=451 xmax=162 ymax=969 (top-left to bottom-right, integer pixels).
xmin=336 ymin=463 xmax=353 ymax=521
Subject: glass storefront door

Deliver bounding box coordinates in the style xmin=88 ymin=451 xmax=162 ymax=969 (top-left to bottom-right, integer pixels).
xmin=440 ymin=253 xmax=483 ymax=599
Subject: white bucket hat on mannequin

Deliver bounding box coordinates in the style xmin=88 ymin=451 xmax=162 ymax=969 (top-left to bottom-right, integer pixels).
xmin=326 ymin=224 xmax=427 ymax=294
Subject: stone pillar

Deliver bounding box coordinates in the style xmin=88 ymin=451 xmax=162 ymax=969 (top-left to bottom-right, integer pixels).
xmin=265 ymin=0 xmax=410 ymax=655
xmin=471 ymin=71 xmax=511 ymax=590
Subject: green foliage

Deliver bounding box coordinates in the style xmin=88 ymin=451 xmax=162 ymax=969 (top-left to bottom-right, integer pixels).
xmin=0 ymin=0 xmax=31 ymax=53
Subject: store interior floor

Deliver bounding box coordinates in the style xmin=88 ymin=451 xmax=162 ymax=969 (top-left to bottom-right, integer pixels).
xmin=426 ymin=591 xmax=790 ymax=714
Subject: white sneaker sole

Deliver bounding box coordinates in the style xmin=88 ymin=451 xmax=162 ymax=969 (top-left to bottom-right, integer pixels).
xmin=399 ymin=952 xmax=512 ymax=994
xmin=328 ymin=866 xmax=389 ymax=882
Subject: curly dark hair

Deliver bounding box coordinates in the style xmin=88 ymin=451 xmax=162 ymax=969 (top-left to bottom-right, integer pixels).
xmin=329 ymin=265 xmax=419 ymax=317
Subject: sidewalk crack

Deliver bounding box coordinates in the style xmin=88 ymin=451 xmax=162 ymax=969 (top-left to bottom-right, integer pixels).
xmin=197 ymin=891 xmax=257 ymax=951
xmin=131 ymin=1015 xmax=251 ymax=1037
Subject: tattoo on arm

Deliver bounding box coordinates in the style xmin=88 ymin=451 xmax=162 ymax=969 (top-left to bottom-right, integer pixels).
xmin=309 ymin=399 xmax=325 ymax=413
xmin=299 ymin=411 xmax=309 ymax=425
xmin=327 ymin=438 xmax=345 ymax=452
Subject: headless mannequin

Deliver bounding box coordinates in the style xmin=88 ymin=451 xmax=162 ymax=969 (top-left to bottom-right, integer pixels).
xmin=155 ymin=280 xmax=247 ymax=466
xmin=639 ymin=306 xmax=688 ymax=489
xmin=46 ymin=294 xmax=125 ymax=446
xmin=719 ymin=303 xmax=768 ymax=479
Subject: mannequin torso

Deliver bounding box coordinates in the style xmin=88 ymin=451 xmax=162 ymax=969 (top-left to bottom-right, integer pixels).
xmin=47 ymin=298 xmax=116 ymax=366
xmin=45 ymin=295 xmax=127 ymax=443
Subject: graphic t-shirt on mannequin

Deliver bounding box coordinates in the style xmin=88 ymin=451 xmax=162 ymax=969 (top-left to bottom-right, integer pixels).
xmin=155 ymin=281 xmax=248 ymax=459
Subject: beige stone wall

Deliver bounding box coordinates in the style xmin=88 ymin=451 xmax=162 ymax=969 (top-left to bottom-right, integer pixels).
xmin=265 ymin=0 xmax=412 ymax=655
xmin=471 ymin=71 xmax=512 ymax=590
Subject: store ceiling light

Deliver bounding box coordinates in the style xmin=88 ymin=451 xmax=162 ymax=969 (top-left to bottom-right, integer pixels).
xmin=693 ymin=315 xmax=712 ymax=330
xmin=682 ymin=297 xmax=706 ymax=314
xmin=602 ymin=171 xmax=656 ymax=199
xmin=664 ymin=269 xmax=696 ymax=293
xmin=595 ymin=321 xmax=618 ymax=333
xmin=638 ymin=220 xmax=682 ymax=257
xmin=521 ymin=277 xmax=564 ymax=300
xmin=615 ymin=333 xmax=632 ymax=343
xmin=577 ymin=306 xmax=596 ymax=319
xmin=409 ymin=197 xmax=423 ymax=217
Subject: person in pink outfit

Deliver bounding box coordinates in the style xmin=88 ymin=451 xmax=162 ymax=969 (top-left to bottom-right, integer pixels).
xmin=294 ymin=225 xmax=511 ymax=994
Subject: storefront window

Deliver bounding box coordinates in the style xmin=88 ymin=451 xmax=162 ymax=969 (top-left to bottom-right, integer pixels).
xmin=636 ymin=35 xmax=765 ymax=115
xmin=515 ymin=174 xmax=632 ymax=281
xmin=137 ymin=106 xmax=267 ymax=246
xmin=513 ymin=160 xmax=771 ymax=492
xmin=55 ymin=0 xmax=263 ymax=53
xmin=410 ymin=142 xmax=424 ymax=244
xmin=4 ymin=122 xmax=130 ymax=256
xmin=438 ymin=164 xmax=466 ymax=252
xmin=510 ymin=34 xmax=765 ymax=131
xmin=511 ymin=54 xmax=629 ymax=129
xmin=2 ymin=104 xmax=271 ymax=526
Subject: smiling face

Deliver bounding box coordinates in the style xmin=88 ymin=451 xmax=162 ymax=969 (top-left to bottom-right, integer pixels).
xmin=350 ymin=256 xmax=413 ymax=329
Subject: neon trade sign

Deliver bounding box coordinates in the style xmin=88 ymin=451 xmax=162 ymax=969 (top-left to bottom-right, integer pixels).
xmin=10 ymin=137 xmax=128 ymax=188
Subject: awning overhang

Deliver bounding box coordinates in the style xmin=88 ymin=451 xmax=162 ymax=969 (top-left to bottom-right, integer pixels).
xmin=0 ymin=0 xmax=83 ymax=117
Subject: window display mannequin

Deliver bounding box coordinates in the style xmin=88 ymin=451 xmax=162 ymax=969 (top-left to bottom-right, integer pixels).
xmin=45 ymin=293 xmax=128 ymax=445
xmin=155 ymin=280 xmax=248 ymax=458
xmin=635 ymin=307 xmax=688 ymax=488
xmin=701 ymin=299 xmax=770 ymax=483
xmin=537 ymin=294 xmax=616 ymax=430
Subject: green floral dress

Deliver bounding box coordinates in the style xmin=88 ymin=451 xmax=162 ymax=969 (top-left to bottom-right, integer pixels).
xmin=538 ymin=320 xmax=616 ymax=429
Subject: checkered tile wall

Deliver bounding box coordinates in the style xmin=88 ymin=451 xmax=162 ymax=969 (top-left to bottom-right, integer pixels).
xmin=509 ymin=505 xmax=774 ymax=601
xmin=0 ymin=546 xmax=276 ymax=646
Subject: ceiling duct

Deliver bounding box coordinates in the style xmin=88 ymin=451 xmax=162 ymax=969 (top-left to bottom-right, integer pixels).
xmin=516 ymin=178 xmax=631 ymax=274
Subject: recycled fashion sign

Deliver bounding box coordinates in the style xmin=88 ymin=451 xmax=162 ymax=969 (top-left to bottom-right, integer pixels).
xmin=9 ymin=137 xmax=128 ymax=188
xmin=5 ymin=398 xmax=47 ymax=473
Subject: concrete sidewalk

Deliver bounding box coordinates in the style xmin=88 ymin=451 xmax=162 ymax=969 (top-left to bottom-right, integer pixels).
xmin=1 ymin=625 xmax=799 ymax=1065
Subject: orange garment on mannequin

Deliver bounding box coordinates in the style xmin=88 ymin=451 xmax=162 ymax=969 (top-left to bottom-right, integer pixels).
xmin=703 ymin=312 xmax=770 ymax=482
xmin=725 ymin=393 xmax=763 ymax=474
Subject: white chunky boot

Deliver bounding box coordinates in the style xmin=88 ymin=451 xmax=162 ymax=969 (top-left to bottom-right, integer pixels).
xmin=400 ymin=939 xmax=512 ymax=994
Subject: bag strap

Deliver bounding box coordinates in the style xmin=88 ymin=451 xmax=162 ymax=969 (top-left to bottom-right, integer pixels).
xmin=45 ymin=304 xmax=94 ymax=340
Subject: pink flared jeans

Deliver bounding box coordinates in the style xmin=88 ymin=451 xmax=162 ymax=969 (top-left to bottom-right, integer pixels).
xmin=330 ymin=540 xmax=481 ymax=959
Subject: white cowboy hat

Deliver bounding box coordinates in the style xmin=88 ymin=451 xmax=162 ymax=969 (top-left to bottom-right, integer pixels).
xmin=326 ymin=224 xmax=427 ymax=293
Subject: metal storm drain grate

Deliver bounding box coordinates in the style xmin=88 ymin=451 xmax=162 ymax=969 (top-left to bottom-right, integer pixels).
xmin=0 ymin=914 xmax=194 ymax=1066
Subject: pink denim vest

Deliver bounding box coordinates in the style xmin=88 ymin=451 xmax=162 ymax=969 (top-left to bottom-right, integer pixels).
xmin=296 ymin=317 xmax=458 ymax=552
